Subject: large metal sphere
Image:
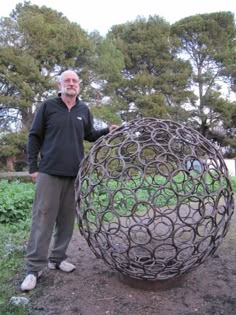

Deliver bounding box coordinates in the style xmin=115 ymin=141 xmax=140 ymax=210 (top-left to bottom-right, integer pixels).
xmin=75 ymin=118 xmax=234 ymax=281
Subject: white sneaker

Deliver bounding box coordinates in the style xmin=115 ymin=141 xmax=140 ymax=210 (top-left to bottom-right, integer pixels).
xmin=48 ymin=260 xmax=75 ymax=272
xmin=20 ymin=271 xmax=42 ymax=291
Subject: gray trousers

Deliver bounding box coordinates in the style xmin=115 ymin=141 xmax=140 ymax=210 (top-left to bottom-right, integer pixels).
xmin=26 ymin=173 xmax=76 ymax=273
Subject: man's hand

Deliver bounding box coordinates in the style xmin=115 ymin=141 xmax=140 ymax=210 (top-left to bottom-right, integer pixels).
xmin=30 ymin=172 xmax=38 ymax=182
xmin=109 ymin=125 xmax=119 ymax=133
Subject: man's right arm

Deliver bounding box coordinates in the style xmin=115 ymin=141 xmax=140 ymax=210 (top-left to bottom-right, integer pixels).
xmin=27 ymin=103 xmax=46 ymax=175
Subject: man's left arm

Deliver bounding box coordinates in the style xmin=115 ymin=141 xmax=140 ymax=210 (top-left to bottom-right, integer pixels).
xmin=84 ymin=110 xmax=119 ymax=142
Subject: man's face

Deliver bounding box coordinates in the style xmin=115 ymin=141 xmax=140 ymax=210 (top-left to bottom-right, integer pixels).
xmin=59 ymin=72 xmax=80 ymax=96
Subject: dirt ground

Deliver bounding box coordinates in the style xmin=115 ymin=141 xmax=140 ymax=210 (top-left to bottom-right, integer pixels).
xmin=18 ymin=202 xmax=236 ymax=315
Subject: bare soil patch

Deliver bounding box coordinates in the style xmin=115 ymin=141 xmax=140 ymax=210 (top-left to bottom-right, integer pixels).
xmin=18 ymin=202 xmax=236 ymax=315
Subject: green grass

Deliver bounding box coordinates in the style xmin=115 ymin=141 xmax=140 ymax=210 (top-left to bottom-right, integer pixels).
xmin=0 ymin=221 xmax=31 ymax=315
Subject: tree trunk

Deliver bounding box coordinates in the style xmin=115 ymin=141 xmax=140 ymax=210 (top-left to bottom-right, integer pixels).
xmin=6 ymin=156 xmax=16 ymax=171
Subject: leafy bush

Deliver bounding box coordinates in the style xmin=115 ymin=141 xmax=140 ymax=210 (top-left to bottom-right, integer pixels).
xmin=0 ymin=180 xmax=34 ymax=224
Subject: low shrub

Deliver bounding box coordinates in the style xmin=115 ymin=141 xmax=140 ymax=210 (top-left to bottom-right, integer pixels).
xmin=0 ymin=180 xmax=34 ymax=224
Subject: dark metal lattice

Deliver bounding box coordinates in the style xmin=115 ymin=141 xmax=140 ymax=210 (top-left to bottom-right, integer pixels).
xmin=75 ymin=118 xmax=234 ymax=281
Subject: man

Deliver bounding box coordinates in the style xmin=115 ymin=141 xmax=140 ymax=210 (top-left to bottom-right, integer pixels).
xmin=21 ymin=70 xmax=118 ymax=291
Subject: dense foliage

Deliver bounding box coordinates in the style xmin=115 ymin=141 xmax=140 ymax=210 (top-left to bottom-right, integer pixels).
xmin=171 ymin=12 xmax=236 ymax=156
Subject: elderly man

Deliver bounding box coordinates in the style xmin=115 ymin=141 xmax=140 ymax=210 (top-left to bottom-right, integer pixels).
xmin=21 ymin=70 xmax=118 ymax=291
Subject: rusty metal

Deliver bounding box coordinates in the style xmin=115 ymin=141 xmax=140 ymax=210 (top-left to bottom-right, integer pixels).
xmin=75 ymin=117 xmax=234 ymax=281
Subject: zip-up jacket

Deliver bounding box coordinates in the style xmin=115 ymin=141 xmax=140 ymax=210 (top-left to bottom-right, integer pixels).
xmin=27 ymin=96 xmax=109 ymax=177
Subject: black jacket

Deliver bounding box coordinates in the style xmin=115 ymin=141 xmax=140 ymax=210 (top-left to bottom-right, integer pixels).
xmin=27 ymin=96 xmax=109 ymax=177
